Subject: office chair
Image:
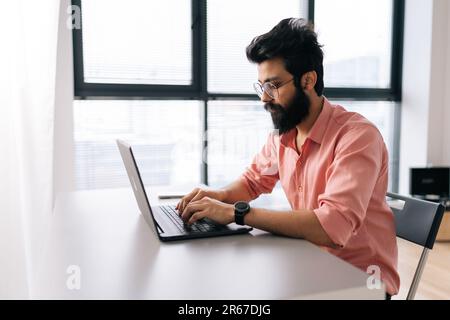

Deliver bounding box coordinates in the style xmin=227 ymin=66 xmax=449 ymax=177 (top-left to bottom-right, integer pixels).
xmin=386 ymin=192 xmax=445 ymax=300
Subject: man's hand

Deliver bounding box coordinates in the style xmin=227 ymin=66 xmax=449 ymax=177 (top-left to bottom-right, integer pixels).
xmin=180 ymin=197 xmax=235 ymax=225
xmin=176 ymin=187 xmax=227 ymax=213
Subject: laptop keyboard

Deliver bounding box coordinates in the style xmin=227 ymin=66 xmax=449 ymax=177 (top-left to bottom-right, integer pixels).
xmin=159 ymin=205 xmax=223 ymax=234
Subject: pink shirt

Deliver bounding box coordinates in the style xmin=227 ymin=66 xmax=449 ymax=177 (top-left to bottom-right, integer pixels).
xmin=240 ymin=98 xmax=400 ymax=295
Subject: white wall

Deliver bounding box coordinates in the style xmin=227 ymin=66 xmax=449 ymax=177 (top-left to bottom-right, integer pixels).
xmin=53 ymin=0 xmax=75 ymax=197
xmin=399 ymin=0 xmax=450 ymax=194
xmin=440 ymin=2 xmax=450 ymax=165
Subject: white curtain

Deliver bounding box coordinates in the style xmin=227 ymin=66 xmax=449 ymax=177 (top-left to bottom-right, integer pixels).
xmin=0 ymin=0 xmax=60 ymax=298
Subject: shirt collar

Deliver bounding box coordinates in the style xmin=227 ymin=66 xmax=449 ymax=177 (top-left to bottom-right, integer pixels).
xmin=308 ymin=97 xmax=332 ymax=145
xmin=279 ymin=97 xmax=333 ymax=148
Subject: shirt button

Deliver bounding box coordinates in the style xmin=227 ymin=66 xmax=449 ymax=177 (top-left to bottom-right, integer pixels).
xmin=298 ymin=185 xmax=302 ymax=192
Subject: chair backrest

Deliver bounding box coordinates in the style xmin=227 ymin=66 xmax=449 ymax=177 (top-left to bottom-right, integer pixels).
xmin=387 ymin=192 xmax=445 ymax=249
xmin=386 ymin=192 xmax=445 ymax=300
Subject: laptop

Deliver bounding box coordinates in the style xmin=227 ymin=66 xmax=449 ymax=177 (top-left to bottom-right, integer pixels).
xmin=116 ymin=140 xmax=253 ymax=242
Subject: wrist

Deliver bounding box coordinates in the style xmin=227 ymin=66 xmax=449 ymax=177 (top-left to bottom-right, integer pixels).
xmin=228 ymin=204 xmax=235 ymax=224
xmin=234 ymin=201 xmax=251 ymax=225
xmin=218 ymin=189 xmax=230 ymax=202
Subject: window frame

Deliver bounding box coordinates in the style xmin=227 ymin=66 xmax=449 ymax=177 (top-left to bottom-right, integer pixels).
xmin=72 ymin=0 xmax=405 ymax=191
xmin=73 ymin=0 xmax=404 ymax=101
xmin=308 ymin=0 xmax=405 ymax=101
xmin=72 ymin=0 xmax=205 ymax=98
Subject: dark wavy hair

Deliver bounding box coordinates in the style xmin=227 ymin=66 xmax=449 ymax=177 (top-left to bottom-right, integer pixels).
xmin=246 ymin=18 xmax=324 ymax=96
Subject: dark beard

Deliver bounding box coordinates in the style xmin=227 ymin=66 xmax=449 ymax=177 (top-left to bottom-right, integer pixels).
xmin=264 ymin=88 xmax=310 ymax=135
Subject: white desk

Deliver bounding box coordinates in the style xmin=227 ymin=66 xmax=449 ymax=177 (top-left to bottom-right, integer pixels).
xmin=33 ymin=188 xmax=385 ymax=300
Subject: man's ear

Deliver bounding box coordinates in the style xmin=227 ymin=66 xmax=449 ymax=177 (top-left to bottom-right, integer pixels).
xmin=301 ymin=71 xmax=317 ymax=90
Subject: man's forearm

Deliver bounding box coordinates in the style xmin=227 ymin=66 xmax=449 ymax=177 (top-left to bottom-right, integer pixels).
xmin=244 ymin=207 xmax=337 ymax=248
xmin=216 ymin=180 xmax=335 ymax=247
xmin=220 ymin=179 xmax=255 ymax=204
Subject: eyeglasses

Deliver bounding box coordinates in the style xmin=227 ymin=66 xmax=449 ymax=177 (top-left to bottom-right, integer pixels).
xmin=253 ymin=78 xmax=294 ymax=99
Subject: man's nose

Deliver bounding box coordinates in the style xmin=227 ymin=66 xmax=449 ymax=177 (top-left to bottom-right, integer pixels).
xmin=260 ymin=91 xmax=273 ymax=103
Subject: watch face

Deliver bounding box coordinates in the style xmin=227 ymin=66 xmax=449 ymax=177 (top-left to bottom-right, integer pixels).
xmin=235 ymin=201 xmax=249 ymax=211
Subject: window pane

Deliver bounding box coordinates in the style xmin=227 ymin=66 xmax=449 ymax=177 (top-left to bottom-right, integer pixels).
xmin=74 ymin=101 xmax=202 ymax=190
xmin=339 ymin=100 xmax=399 ymax=191
xmin=81 ymin=0 xmax=192 ymax=85
xmin=207 ymin=0 xmax=305 ymax=94
xmin=207 ymin=100 xmax=398 ymax=191
xmin=207 ymin=101 xmax=273 ymax=187
xmin=315 ymin=0 xmax=393 ymax=88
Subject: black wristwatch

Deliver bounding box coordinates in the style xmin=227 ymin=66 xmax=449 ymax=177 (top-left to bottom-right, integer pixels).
xmin=234 ymin=201 xmax=251 ymax=226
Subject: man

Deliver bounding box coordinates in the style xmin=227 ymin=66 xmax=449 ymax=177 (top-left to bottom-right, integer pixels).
xmin=176 ymin=18 xmax=399 ymax=298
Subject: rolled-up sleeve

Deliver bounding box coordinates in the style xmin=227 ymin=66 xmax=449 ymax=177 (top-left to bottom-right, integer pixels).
xmin=240 ymin=132 xmax=280 ymax=200
xmin=313 ymin=125 xmax=384 ymax=248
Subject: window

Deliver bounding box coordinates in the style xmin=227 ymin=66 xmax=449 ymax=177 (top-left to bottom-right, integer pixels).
xmin=74 ymin=101 xmax=202 ymax=189
xmin=315 ymin=0 xmax=393 ymax=88
xmin=81 ymin=0 xmax=192 ymax=86
xmin=207 ymin=101 xmax=273 ymax=187
xmin=72 ymin=0 xmax=404 ymax=192
xmin=207 ymin=0 xmax=303 ymax=94
xmin=310 ymin=0 xmax=404 ymax=100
